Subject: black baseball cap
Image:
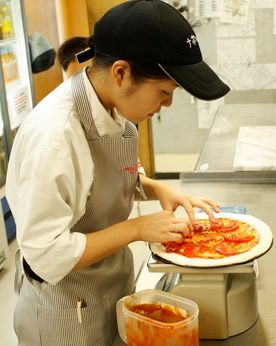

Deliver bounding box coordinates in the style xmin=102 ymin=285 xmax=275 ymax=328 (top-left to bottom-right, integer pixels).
xmin=77 ymin=0 xmax=230 ymax=101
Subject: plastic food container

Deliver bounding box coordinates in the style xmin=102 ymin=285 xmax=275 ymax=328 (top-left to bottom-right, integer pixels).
xmin=116 ymin=289 xmax=199 ymax=346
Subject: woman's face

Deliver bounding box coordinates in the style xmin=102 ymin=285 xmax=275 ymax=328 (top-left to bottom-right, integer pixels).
xmin=117 ymin=78 xmax=178 ymax=123
xmin=90 ymin=61 xmax=178 ymax=123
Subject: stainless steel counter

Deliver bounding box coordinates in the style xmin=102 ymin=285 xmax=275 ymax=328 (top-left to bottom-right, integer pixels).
xmin=195 ymin=103 xmax=276 ymax=173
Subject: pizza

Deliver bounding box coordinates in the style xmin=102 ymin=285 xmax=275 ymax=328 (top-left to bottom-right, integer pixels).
xmin=162 ymin=217 xmax=260 ymax=259
xmin=150 ymin=213 xmax=272 ymax=268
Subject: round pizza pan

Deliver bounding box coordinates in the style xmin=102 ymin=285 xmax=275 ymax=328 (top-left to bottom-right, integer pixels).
xmin=149 ymin=212 xmax=273 ymax=268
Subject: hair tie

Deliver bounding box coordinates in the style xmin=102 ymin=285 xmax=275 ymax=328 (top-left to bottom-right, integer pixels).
xmin=75 ymin=36 xmax=95 ymax=63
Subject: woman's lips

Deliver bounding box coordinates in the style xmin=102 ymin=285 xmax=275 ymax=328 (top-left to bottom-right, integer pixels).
xmin=148 ymin=110 xmax=160 ymax=117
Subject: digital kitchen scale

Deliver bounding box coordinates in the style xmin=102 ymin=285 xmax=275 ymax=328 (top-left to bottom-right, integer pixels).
xmin=147 ymin=255 xmax=259 ymax=339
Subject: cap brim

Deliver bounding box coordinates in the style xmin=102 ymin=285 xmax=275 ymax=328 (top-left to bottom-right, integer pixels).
xmin=158 ymin=61 xmax=230 ymax=101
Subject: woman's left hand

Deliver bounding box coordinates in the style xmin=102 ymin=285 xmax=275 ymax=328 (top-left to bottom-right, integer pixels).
xmin=154 ymin=182 xmax=220 ymax=225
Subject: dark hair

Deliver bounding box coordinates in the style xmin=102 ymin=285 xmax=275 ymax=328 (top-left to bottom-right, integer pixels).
xmin=57 ymin=36 xmax=168 ymax=83
xmin=57 ymin=36 xmax=91 ymax=71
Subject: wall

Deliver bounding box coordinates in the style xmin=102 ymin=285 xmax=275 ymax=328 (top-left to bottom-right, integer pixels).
xmin=55 ymin=0 xmax=90 ymax=77
xmin=86 ymin=0 xmax=124 ymax=31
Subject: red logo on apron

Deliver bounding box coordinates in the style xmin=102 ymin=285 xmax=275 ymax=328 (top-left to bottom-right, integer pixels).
xmin=123 ymin=162 xmax=141 ymax=174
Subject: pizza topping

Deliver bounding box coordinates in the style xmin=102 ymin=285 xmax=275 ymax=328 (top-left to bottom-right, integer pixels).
xmin=193 ymin=220 xmax=211 ymax=232
xmin=162 ymin=218 xmax=259 ymax=259
xmin=182 ymin=245 xmax=202 ymax=258
xmin=215 ymin=242 xmax=240 ymax=256
xmin=193 ymin=223 xmax=204 ymax=233
xmin=210 ymin=218 xmax=223 ymax=231
xmin=223 ymin=232 xmax=255 ymax=243
xmin=163 ymin=242 xmax=184 ymax=253
xmin=211 ymin=218 xmax=239 ymax=232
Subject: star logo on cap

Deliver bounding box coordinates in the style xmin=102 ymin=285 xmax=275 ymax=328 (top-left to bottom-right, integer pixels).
xmin=186 ymin=35 xmax=197 ymax=48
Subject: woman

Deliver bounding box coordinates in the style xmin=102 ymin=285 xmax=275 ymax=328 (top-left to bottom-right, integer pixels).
xmin=6 ymin=1 xmax=229 ymax=345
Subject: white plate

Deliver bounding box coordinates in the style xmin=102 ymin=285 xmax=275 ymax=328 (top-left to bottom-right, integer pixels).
xmin=150 ymin=212 xmax=273 ymax=268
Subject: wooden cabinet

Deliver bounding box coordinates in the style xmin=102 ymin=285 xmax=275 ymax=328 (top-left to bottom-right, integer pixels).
xmin=24 ymin=0 xmax=63 ymax=104
xmin=86 ymin=0 xmax=125 ymax=30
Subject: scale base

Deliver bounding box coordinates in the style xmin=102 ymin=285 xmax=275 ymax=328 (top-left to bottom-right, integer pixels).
xmin=170 ymin=272 xmax=258 ymax=339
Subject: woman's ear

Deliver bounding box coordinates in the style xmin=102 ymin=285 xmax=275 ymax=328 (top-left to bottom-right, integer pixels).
xmin=111 ymin=60 xmax=132 ymax=87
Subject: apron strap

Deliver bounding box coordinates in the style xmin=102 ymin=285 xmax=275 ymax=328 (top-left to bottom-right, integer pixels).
xmin=72 ymin=69 xmax=147 ymax=210
xmin=71 ymin=70 xmax=100 ymax=140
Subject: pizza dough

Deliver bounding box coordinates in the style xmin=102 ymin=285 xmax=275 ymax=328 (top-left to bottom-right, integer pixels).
xmin=150 ymin=212 xmax=273 ymax=268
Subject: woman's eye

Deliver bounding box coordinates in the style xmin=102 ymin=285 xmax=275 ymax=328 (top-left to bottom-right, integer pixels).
xmin=162 ymin=91 xmax=170 ymax=96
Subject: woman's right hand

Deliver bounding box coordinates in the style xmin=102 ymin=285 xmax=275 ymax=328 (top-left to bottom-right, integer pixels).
xmin=75 ymin=210 xmax=191 ymax=269
xmin=129 ymin=210 xmax=192 ymax=243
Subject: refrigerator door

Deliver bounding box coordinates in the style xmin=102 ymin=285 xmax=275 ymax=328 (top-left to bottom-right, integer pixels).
xmin=0 ymin=108 xmax=8 ymax=185
xmin=0 ymin=196 xmax=9 ymax=270
xmin=0 ymin=61 xmax=10 ymax=259
xmin=0 ymin=57 xmax=9 ymax=185
xmin=0 ymin=0 xmax=34 ymax=148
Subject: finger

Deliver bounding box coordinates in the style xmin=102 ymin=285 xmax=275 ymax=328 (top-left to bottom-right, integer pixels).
xmin=172 ymin=230 xmax=191 ymax=243
xmin=188 ymin=223 xmax=193 ymax=232
xmin=200 ymin=197 xmax=220 ymax=213
xmin=191 ymin=200 xmax=214 ymax=220
xmin=166 ymin=232 xmax=184 ymax=243
xmin=176 ymin=220 xmax=193 ymax=232
xmin=174 ymin=235 xmax=185 ymax=243
xmin=200 ymin=205 xmax=214 ymax=220
xmin=180 ymin=226 xmax=190 ymax=237
xmin=171 ymin=223 xmax=191 ymax=237
xmin=172 ymin=218 xmax=193 ymax=232
xmin=179 ymin=200 xmax=195 ymax=225
xmin=162 ymin=210 xmax=175 ymax=218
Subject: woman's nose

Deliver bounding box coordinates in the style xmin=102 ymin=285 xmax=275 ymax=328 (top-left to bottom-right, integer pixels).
xmin=162 ymin=94 xmax=173 ymax=107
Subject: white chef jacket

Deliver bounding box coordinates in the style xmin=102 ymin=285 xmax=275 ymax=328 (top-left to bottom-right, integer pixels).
xmin=6 ymin=69 xmax=142 ymax=285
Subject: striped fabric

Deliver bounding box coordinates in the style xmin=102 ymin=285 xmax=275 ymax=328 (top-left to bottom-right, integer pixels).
xmin=14 ymin=70 xmax=139 ymax=346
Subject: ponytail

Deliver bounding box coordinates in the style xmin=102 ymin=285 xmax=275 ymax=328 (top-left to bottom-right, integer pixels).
xmin=57 ymin=36 xmax=92 ymax=71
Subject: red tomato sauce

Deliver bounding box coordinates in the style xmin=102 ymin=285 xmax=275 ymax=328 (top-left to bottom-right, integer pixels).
xmin=127 ymin=303 xmax=187 ymax=323
xmin=125 ymin=303 xmax=199 ymax=346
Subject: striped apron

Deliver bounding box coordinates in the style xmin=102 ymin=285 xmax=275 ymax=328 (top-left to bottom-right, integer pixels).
xmin=14 ymin=70 xmax=139 ymax=345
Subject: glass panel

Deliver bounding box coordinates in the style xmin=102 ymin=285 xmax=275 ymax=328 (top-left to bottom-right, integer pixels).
xmin=152 ymin=88 xmax=210 ymax=174
xmin=0 ymin=0 xmax=32 ymax=132
xmin=0 ymin=108 xmax=8 ymax=185
xmin=152 ymin=2 xmax=276 ymax=175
